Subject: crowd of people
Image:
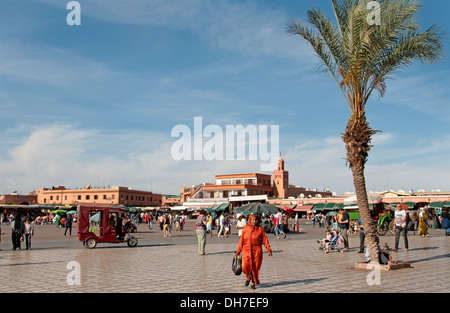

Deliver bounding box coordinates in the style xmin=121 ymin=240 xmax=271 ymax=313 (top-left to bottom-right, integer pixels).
xmin=314 ymin=203 xmax=450 ymax=265
xmin=1 ymin=203 xmax=449 ymax=288
xmin=0 ymin=212 xmax=35 ymax=251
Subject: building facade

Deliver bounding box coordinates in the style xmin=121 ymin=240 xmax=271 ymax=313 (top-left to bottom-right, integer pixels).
xmin=182 ymin=156 xmax=333 ymax=209
xmin=37 ymin=185 xmax=162 ymax=207
xmin=0 ymin=191 xmax=37 ymax=205
xmin=273 ymin=156 xmax=332 ymax=199
xmin=201 ymin=173 xmax=274 ymax=199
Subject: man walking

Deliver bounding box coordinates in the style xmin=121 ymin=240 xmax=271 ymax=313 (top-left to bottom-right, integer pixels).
xmin=275 ymin=209 xmax=286 ymax=239
xmin=64 ymin=214 xmax=73 ymax=236
xmin=393 ymin=204 xmax=409 ymax=252
xmin=338 ymin=208 xmax=350 ymax=251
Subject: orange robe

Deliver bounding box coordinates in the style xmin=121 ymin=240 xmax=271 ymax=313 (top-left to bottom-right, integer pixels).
xmin=236 ymin=225 xmax=272 ymax=285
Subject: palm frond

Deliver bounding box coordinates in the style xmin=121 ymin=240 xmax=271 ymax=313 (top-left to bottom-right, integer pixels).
xmin=286 ymin=0 xmax=446 ymax=115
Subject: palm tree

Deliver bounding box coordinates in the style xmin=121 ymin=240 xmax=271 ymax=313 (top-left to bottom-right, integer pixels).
xmin=286 ymin=0 xmax=445 ymax=264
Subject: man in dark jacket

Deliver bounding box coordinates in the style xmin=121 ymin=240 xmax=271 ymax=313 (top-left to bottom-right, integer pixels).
xmin=64 ymin=214 xmax=73 ymax=236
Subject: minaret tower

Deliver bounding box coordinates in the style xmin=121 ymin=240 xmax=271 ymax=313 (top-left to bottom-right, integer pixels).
xmin=273 ymin=155 xmax=289 ymax=199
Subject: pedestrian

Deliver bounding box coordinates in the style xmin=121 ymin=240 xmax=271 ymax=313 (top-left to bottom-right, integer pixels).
xmin=218 ymin=212 xmax=225 ymax=237
xmin=326 ymin=213 xmax=332 ymax=229
xmin=223 ymin=213 xmax=230 ymax=237
xmin=64 ymin=214 xmax=73 ymax=236
xmin=169 ymin=214 xmax=174 ymax=233
xmin=196 ymin=210 xmax=207 ymax=255
xmin=0 ymin=224 xmax=5 ymax=251
xmin=175 ymin=214 xmax=181 ymax=231
xmin=116 ymin=213 xmax=124 ymax=240
xmin=274 ymin=209 xmax=286 ymax=239
xmin=24 ymin=218 xmax=34 ymax=250
xmin=206 ymin=213 xmax=213 ymax=237
xmin=409 ymin=209 xmax=418 ymax=235
xmin=159 ymin=214 xmax=164 ymax=230
xmin=235 ymin=214 xmax=247 ymax=237
xmin=282 ymin=214 xmax=289 ymax=233
xmin=338 ymin=208 xmax=350 ymax=251
xmin=11 ymin=214 xmax=24 ymax=251
xmin=163 ymin=214 xmax=172 ymax=238
xmin=433 ymin=211 xmax=442 ymax=229
xmin=55 ymin=214 xmax=61 ymax=228
xmin=311 ymin=213 xmax=316 ymax=227
xmin=235 ymin=214 xmax=272 ymax=290
xmin=419 ymin=208 xmax=429 ymax=237
xmin=393 ymin=204 xmax=409 ymax=251
xmin=357 ymin=216 xmax=365 ymax=253
xmin=148 ymin=213 xmax=153 ymax=230
xmin=442 ymin=207 xmax=450 ymax=236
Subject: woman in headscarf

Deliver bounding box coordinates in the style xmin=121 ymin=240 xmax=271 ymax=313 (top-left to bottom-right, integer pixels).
xmin=419 ymin=208 xmax=429 ymax=237
xmin=235 ymin=214 xmax=272 ymax=289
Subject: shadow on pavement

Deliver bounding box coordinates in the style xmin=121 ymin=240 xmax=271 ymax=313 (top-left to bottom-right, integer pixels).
xmin=260 ymin=277 xmax=328 ymax=288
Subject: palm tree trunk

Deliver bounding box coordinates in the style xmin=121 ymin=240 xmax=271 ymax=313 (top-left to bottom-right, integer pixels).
xmin=342 ymin=112 xmax=379 ymax=264
xmin=350 ymin=162 xmax=379 ymax=264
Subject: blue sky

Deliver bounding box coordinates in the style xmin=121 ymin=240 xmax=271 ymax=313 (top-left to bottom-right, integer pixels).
xmin=0 ymin=0 xmax=449 ymax=196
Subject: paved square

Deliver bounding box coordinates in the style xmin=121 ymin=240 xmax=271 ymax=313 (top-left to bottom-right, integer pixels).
xmin=1 ymin=219 xmax=449 ymax=293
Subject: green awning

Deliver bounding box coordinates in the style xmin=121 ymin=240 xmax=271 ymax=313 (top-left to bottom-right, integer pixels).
xmin=218 ymin=203 xmax=229 ymax=210
xmin=313 ymin=203 xmax=325 ymax=210
xmin=207 ymin=203 xmax=229 ymax=212
xmin=429 ymin=202 xmax=443 ymax=208
xmin=324 ymin=203 xmax=336 ymax=210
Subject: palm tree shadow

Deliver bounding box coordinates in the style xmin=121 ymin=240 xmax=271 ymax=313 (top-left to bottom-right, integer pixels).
xmin=408 ymin=253 xmax=450 ymax=264
xmin=260 ymin=277 xmax=327 ymax=288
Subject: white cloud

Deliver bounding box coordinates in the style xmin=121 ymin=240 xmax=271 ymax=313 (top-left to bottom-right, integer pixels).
xmin=0 ymin=123 xmax=275 ymax=195
xmin=2 ymin=124 xmax=450 ymax=196
xmin=281 ymin=134 xmax=450 ymax=195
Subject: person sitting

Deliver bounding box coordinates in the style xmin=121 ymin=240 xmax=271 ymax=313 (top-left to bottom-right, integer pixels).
xmin=365 ymin=237 xmax=394 ymax=265
xmin=317 ymin=229 xmax=333 ymax=252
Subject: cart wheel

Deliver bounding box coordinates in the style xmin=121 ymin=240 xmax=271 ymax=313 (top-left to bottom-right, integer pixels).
xmin=127 ymin=236 xmax=138 ymax=247
xmin=389 ymin=221 xmax=395 ymax=235
xmin=377 ymin=221 xmax=389 ymax=236
xmin=85 ymin=238 xmax=97 ymax=249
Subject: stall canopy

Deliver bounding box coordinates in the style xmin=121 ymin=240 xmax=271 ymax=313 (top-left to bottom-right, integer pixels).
xmin=207 ymin=203 xmax=229 ymax=213
xmin=280 ymin=206 xmax=295 ymax=215
xmin=313 ymin=203 xmax=325 ymax=210
xmin=429 ymin=202 xmax=443 ymax=208
xmin=293 ymin=205 xmax=313 ymax=212
xmin=343 ymin=195 xmax=382 ymax=206
xmin=403 ymin=202 xmax=416 ymax=209
xmin=324 ymin=203 xmax=336 ymax=210
xmin=170 ymin=206 xmax=190 ymax=211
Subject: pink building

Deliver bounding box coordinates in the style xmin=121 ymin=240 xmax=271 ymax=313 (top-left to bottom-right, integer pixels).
xmin=37 ymin=185 xmax=162 ymax=207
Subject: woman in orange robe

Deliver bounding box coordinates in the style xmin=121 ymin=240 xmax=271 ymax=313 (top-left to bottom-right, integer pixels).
xmin=235 ymin=214 xmax=272 ymax=289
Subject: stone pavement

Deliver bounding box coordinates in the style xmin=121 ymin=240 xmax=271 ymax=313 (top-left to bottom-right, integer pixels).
xmin=0 ymin=219 xmax=449 ymax=294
